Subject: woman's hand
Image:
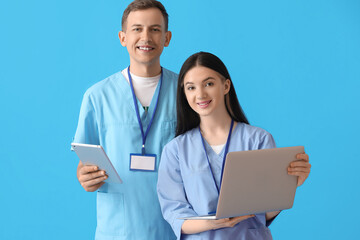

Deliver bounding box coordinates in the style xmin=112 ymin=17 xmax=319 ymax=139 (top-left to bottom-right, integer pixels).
xmin=181 ymin=215 xmax=255 ymax=234
xmin=207 ymin=215 xmax=255 ymax=230
xmin=288 ymin=153 xmax=311 ymax=186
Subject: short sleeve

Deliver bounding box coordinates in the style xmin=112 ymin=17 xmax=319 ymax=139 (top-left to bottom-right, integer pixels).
xmin=73 ymin=91 xmax=100 ymax=146
xmin=258 ymin=132 xmax=276 ymax=149
xmin=157 ymin=142 xmax=197 ymax=240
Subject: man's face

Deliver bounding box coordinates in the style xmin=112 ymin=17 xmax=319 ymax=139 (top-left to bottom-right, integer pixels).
xmin=119 ymin=8 xmax=171 ymax=68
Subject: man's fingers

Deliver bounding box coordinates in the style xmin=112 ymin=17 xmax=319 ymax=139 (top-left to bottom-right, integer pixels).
xmin=85 ymin=182 xmax=106 ymax=192
xmin=79 ymin=165 xmax=99 ymax=175
xmin=81 ymin=175 xmax=108 ymax=189
xmin=80 ymin=170 xmax=107 ymax=182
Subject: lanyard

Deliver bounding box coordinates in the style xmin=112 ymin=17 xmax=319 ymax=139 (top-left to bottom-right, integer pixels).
xmin=128 ymin=67 xmax=163 ymax=155
xmin=199 ymin=119 xmax=234 ymax=195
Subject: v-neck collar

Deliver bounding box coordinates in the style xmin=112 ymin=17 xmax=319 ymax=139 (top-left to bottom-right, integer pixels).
xmin=115 ymin=70 xmax=162 ymax=122
xmin=203 ymin=138 xmax=226 ymax=159
xmin=199 ymin=122 xmax=240 ymax=158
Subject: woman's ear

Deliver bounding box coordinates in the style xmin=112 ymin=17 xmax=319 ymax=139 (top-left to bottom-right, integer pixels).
xmin=224 ymin=79 xmax=231 ymax=95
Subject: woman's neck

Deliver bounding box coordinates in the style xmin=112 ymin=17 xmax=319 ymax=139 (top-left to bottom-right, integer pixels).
xmin=199 ymin=113 xmax=235 ymax=145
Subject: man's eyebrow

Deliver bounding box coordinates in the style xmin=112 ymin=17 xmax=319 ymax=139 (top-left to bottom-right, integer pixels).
xmin=130 ymin=24 xmax=162 ymax=28
xmin=150 ymin=24 xmax=162 ymax=28
xmin=185 ymin=77 xmax=215 ymax=85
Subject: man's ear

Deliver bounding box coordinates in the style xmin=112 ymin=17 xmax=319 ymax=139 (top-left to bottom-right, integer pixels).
xmin=164 ymin=31 xmax=172 ymax=47
xmin=119 ymin=31 xmax=127 ymax=47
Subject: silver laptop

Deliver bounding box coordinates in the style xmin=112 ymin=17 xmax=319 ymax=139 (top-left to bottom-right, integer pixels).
xmin=180 ymin=146 xmax=303 ymax=220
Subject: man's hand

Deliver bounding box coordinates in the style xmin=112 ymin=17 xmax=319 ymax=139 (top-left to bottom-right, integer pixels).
xmin=77 ymin=161 xmax=108 ymax=192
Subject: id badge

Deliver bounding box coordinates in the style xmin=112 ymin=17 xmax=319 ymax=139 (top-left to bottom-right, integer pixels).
xmin=130 ymin=153 xmax=156 ymax=171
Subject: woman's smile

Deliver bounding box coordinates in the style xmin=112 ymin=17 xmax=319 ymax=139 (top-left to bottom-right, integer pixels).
xmin=197 ymin=100 xmax=212 ymax=109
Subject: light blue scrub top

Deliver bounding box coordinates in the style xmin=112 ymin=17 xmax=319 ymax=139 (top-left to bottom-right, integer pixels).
xmin=74 ymin=68 xmax=178 ymax=240
xmin=157 ymin=123 xmax=277 ymax=240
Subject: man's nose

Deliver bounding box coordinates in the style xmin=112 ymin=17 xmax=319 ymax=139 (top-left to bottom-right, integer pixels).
xmin=141 ymin=29 xmax=151 ymax=41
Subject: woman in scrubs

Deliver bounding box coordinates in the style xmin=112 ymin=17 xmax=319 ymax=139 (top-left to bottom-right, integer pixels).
xmin=157 ymin=52 xmax=311 ymax=240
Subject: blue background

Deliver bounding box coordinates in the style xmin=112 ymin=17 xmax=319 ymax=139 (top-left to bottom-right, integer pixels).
xmin=1 ymin=0 xmax=359 ymax=239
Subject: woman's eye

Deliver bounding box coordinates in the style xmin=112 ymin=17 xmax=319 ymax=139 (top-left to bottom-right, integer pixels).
xmin=187 ymin=86 xmax=194 ymax=91
xmin=206 ymin=82 xmax=214 ymax=87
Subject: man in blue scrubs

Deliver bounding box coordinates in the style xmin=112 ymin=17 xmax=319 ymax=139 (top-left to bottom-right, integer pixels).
xmin=73 ymin=1 xmax=177 ymax=239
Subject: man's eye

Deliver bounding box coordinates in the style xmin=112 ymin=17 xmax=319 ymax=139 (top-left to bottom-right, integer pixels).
xmin=152 ymin=28 xmax=160 ymax=32
xmin=133 ymin=28 xmax=141 ymax=31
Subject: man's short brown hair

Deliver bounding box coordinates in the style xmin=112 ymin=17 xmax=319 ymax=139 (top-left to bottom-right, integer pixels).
xmin=122 ymin=0 xmax=169 ymax=31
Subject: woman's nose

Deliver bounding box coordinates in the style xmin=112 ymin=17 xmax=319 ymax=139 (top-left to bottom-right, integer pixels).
xmin=196 ymin=88 xmax=207 ymax=99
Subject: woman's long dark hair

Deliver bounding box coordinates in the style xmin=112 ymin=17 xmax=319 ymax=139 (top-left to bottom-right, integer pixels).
xmin=176 ymin=52 xmax=249 ymax=137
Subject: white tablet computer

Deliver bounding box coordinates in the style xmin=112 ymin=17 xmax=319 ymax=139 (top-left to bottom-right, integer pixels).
xmin=180 ymin=146 xmax=303 ymax=220
xmin=71 ymin=143 xmax=122 ymax=184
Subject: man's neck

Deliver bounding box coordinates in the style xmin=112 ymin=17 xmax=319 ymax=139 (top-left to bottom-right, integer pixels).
xmin=129 ymin=61 xmax=162 ymax=77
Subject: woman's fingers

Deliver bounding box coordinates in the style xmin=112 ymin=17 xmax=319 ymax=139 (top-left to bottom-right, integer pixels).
xmin=221 ymin=215 xmax=255 ymax=228
xmin=289 ymin=161 xmax=311 ymax=168
xmin=288 ymin=168 xmax=310 ymax=186
xmin=296 ymin=153 xmax=309 ymax=162
xmin=288 ymin=160 xmax=311 ymax=174
xmin=230 ymin=215 xmax=255 ymax=226
xmin=210 ymin=215 xmax=255 ymax=230
xmin=288 ymin=156 xmax=311 ymax=186
xmin=288 ymin=166 xmax=311 ymax=173
xmin=288 ymin=161 xmax=311 ymax=174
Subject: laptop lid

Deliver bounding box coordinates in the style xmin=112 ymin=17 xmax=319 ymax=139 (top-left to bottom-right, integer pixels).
xmin=216 ymin=146 xmax=302 ymax=219
xmin=180 ymin=146 xmax=302 ymax=220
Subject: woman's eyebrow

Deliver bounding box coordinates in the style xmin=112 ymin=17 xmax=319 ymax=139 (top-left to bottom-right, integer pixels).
xmin=185 ymin=77 xmax=215 ymax=85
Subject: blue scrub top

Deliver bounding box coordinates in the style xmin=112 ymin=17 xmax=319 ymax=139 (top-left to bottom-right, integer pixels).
xmin=74 ymin=68 xmax=178 ymax=240
xmin=157 ymin=123 xmax=276 ymax=240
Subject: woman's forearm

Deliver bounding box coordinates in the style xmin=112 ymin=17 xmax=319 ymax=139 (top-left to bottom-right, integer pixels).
xmin=181 ymin=220 xmax=212 ymax=234
xmin=181 ymin=215 xmax=255 ymax=234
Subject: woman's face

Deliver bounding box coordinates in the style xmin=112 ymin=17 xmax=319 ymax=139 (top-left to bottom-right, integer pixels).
xmin=183 ymin=66 xmax=230 ymax=118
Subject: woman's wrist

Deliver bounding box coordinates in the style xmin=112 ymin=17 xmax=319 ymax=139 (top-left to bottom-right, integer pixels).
xmin=181 ymin=220 xmax=214 ymax=234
